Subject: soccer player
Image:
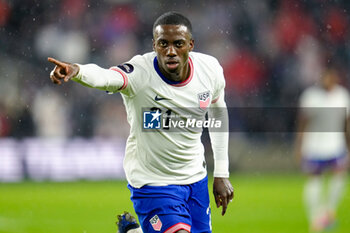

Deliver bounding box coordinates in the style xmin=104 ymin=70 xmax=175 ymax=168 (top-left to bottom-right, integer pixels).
xmin=295 ymin=69 xmax=350 ymax=232
xmin=48 ymin=12 xmax=234 ymax=233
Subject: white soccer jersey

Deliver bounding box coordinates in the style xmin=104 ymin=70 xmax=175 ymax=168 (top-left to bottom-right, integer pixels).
xmin=73 ymin=51 xmax=229 ymax=188
xmin=300 ymin=84 xmax=350 ymax=160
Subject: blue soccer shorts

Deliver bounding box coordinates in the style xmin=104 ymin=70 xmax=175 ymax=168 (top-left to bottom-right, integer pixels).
xmin=302 ymin=152 xmax=348 ymax=175
xmin=128 ymin=176 xmax=211 ymax=233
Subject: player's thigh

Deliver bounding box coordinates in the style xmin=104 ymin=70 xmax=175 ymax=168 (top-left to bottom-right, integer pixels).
xmin=302 ymin=153 xmax=348 ymax=175
xmin=188 ymin=177 xmax=211 ymax=233
xmin=128 ymin=184 xmax=192 ymax=233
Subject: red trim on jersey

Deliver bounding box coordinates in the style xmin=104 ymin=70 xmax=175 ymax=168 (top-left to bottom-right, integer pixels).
xmin=163 ymin=223 xmax=191 ymax=233
xmin=211 ymin=95 xmax=220 ymax=104
xmin=172 ymin=57 xmax=194 ymax=87
xmin=109 ymin=67 xmax=128 ymax=90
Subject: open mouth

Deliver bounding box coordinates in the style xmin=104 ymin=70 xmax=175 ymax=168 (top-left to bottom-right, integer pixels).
xmin=166 ymin=61 xmax=179 ymax=70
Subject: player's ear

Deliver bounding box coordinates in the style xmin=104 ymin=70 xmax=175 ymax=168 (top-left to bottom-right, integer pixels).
xmin=152 ymin=39 xmax=156 ymax=51
xmin=189 ymin=39 xmax=194 ymax=51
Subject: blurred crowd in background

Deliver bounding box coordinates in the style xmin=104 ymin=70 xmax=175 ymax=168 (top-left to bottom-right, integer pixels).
xmin=1 ymin=0 xmax=350 ymax=140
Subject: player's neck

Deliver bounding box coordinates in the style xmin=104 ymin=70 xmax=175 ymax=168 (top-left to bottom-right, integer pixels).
xmin=322 ymin=83 xmax=336 ymax=92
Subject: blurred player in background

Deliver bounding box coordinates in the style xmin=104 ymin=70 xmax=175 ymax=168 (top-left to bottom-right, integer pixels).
xmin=295 ymin=68 xmax=350 ymax=232
xmin=48 ymin=12 xmax=233 ymax=233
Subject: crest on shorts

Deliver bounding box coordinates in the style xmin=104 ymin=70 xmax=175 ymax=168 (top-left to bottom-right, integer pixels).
xmin=149 ymin=215 xmax=162 ymax=231
xmin=198 ymin=91 xmax=210 ymax=109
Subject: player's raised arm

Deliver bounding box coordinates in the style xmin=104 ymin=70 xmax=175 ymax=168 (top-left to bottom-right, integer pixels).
xmin=48 ymin=57 xmax=80 ymax=85
xmin=47 ymin=57 xmax=128 ymax=93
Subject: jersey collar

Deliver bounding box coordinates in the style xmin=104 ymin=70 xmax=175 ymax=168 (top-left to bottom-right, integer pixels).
xmin=153 ymin=56 xmax=194 ymax=87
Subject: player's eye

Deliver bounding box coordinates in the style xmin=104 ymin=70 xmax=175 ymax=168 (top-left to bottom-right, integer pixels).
xmin=176 ymin=41 xmax=184 ymax=47
xmin=159 ymin=41 xmax=167 ymax=47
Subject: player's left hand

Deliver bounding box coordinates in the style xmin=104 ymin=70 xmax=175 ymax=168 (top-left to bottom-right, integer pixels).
xmin=213 ymin=177 xmax=234 ymax=216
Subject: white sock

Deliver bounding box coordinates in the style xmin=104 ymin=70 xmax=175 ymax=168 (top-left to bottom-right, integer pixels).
xmin=327 ymin=173 xmax=347 ymax=214
xmin=304 ymin=176 xmax=323 ymax=221
xmin=127 ymin=228 xmax=143 ymax=233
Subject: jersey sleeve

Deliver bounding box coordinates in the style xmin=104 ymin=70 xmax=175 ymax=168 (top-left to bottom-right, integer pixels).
xmin=72 ymin=63 xmax=126 ymax=92
xmin=109 ymin=55 xmax=149 ymax=97
xmin=209 ymin=94 xmax=230 ymax=178
xmin=72 ymin=55 xmax=149 ymax=97
xmin=209 ymin=58 xmax=229 ymax=178
xmin=212 ymin=59 xmax=226 ymax=104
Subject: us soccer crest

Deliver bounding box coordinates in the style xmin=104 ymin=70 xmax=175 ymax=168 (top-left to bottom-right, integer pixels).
xmin=149 ymin=215 xmax=162 ymax=231
xmin=198 ymin=91 xmax=210 ymax=109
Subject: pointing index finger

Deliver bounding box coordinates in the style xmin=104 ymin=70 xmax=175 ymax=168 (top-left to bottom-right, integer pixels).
xmin=48 ymin=57 xmax=66 ymax=67
xmin=221 ymin=196 xmax=228 ymax=216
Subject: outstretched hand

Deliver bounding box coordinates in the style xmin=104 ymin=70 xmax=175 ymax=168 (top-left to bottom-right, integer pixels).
xmin=213 ymin=177 xmax=234 ymax=216
xmin=48 ymin=57 xmax=79 ymax=85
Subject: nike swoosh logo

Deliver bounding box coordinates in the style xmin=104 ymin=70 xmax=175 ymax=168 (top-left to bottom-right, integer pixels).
xmin=154 ymin=95 xmax=170 ymax=101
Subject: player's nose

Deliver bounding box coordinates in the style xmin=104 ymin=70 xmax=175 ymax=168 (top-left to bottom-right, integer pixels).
xmin=166 ymin=45 xmax=177 ymax=57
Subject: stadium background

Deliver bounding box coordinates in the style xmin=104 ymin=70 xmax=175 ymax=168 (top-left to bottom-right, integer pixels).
xmin=0 ymin=0 xmax=349 ymax=232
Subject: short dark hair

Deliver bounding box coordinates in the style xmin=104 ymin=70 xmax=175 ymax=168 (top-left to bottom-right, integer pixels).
xmin=153 ymin=11 xmax=192 ymax=35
